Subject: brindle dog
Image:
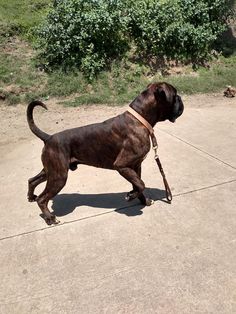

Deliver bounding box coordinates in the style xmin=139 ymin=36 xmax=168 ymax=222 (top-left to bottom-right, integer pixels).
xmin=27 ymin=82 xmax=184 ymax=225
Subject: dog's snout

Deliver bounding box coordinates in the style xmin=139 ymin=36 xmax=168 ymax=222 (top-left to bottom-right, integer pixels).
xmin=178 ymin=96 xmax=184 ymax=117
xmin=169 ymin=95 xmax=184 ymax=123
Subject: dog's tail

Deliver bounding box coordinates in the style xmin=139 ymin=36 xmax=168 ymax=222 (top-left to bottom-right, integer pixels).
xmin=27 ymin=100 xmax=50 ymax=142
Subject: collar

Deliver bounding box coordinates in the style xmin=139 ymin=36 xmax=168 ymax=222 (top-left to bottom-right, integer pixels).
xmin=127 ymin=107 xmax=154 ymax=134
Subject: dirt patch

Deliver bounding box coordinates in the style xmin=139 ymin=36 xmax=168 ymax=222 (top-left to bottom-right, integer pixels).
xmin=1 ymin=36 xmax=34 ymax=58
xmin=0 ymin=93 xmax=235 ymax=152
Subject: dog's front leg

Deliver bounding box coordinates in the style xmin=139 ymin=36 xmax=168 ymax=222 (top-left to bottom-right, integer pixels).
xmin=116 ymin=167 xmax=153 ymax=206
xmin=129 ymin=164 xmax=153 ymax=206
xmin=114 ymin=146 xmax=154 ymax=206
xmin=128 ymin=164 xmax=144 ymax=201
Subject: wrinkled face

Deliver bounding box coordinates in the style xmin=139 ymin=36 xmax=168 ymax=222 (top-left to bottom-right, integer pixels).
xmin=151 ymin=82 xmax=184 ymax=123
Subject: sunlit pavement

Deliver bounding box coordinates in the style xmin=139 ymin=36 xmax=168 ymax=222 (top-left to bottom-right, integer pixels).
xmin=1 ymin=102 xmax=236 ymax=313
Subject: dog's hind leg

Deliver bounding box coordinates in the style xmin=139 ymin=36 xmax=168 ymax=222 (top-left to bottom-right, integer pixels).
xmin=35 ymin=150 xmax=69 ymax=225
xmin=28 ymin=169 xmax=46 ymax=202
xmin=36 ymin=171 xmax=68 ymax=225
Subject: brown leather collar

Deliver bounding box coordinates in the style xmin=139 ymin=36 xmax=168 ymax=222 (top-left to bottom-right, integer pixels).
xmin=127 ymin=107 xmax=154 ymax=134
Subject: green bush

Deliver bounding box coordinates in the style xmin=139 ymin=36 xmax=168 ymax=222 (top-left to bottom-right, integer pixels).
xmin=37 ymin=0 xmax=129 ymax=79
xmin=127 ymin=0 xmax=234 ymax=63
xmin=36 ymin=0 xmax=234 ymax=77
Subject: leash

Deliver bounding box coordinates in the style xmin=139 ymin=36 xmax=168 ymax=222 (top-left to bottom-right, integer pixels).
xmin=127 ymin=107 xmax=173 ymax=203
xmin=150 ymin=133 xmax=173 ymax=203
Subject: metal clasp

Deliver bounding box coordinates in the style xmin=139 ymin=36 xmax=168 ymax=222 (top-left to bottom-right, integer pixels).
xmin=152 ymin=145 xmax=159 ymax=159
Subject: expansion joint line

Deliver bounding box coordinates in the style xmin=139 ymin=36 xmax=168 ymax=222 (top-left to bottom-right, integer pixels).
xmin=0 ymin=179 xmax=236 ymax=242
xmin=157 ymin=128 xmax=236 ymax=171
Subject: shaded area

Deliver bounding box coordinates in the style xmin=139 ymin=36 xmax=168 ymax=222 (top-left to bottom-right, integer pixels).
xmin=51 ymin=188 xmax=167 ymax=218
xmin=215 ymin=25 xmax=236 ymax=56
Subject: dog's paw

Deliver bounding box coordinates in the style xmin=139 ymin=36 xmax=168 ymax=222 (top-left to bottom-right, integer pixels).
xmin=125 ymin=195 xmax=130 ymax=201
xmin=125 ymin=191 xmax=138 ymax=201
xmin=145 ymin=198 xmax=154 ymax=206
xmin=28 ymin=194 xmax=37 ymax=202
xmin=45 ymin=215 xmax=60 ymax=225
xmin=69 ymin=162 xmax=78 ymax=171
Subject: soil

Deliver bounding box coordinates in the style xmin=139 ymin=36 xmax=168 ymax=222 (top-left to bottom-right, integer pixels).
xmin=0 ymin=93 xmax=235 ymax=157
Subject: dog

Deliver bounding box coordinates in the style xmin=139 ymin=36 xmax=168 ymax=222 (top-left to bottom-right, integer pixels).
xmin=27 ymin=82 xmax=184 ymax=225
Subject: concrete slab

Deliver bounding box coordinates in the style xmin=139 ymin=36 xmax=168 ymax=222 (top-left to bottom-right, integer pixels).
xmin=1 ymin=125 xmax=235 ymax=239
xmin=1 ymin=182 xmax=236 ymax=314
xmin=158 ymin=104 xmax=236 ymax=168
xmin=1 ymin=101 xmax=236 ymax=313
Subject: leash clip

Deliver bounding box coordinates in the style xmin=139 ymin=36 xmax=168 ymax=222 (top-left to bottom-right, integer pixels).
xmin=152 ymin=145 xmax=158 ymax=159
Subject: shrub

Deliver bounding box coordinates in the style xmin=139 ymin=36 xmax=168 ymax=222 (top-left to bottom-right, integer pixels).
xmin=36 ymin=0 xmax=234 ymax=77
xmin=127 ymin=0 xmax=234 ymax=63
xmin=37 ymin=0 xmax=129 ymax=79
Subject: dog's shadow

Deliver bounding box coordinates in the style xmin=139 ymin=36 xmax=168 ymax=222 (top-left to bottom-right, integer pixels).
xmin=51 ymin=188 xmax=168 ymax=218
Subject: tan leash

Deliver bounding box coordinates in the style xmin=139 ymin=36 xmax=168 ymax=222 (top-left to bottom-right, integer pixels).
xmin=127 ymin=107 xmax=173 ymax=203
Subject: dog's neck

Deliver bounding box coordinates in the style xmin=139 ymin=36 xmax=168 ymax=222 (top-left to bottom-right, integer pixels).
xmin=127 ymin=107 xmax=154 ymax=134
xmin=129 ymin=98 xmax=159 ymax=127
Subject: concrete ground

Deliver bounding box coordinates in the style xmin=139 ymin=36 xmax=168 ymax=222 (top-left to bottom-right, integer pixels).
xmin=0 ymin=95 xmax=236 ymax=313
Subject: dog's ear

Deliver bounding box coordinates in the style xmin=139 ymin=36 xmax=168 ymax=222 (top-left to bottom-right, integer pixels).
xmin=154 ymin=85 xmax=168 ymax=102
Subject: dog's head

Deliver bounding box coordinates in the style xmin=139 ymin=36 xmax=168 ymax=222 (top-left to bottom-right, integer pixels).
xmin=135 ymin=82 xmax=183 ymax=125
xmin=130 ymin=82 xmax=184 ymax=126
xmin=150 ymin=82 xmax=184 ymax=123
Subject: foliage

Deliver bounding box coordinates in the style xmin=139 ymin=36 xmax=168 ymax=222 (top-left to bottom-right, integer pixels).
xmin=127 ymin=0 xmax=234 ymax=63
xmin=0 ymin=0 xmax=234 ymax=84
xmin=36 ymin=0 xmax=234 ymax=77
xmin=36 ymin=0 xmax=130 ymax=79
xmin=1 ymin=35 xmax=236 ymax=106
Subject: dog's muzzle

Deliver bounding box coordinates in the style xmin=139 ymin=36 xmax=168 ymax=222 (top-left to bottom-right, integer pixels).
xmin=169 ymin=95 xmax=184 ymax=123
